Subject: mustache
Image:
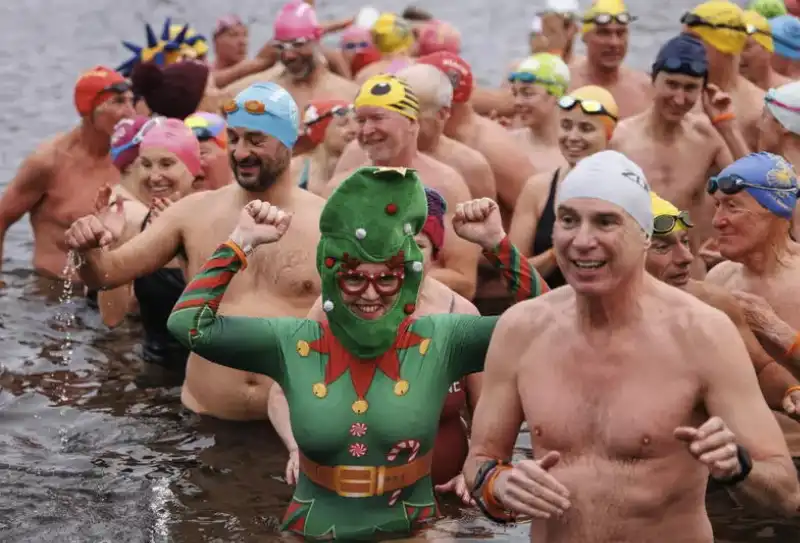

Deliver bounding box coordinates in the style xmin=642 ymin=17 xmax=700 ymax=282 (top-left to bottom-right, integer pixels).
xmin=235 ymin=156 xmax=261 ymax=168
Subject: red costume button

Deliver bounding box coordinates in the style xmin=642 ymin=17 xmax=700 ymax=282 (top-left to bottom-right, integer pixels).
xmin=403 ymin=303 xmax=416 ymax=314
xmin=324 ymin=257 xmax=335 ymax=268
xmin=385 ymin=203 xmax=398 ymax=215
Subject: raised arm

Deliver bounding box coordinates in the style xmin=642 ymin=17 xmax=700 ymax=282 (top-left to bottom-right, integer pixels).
xmin=167 ymin=202 xmax=302 ymax=382
xmin=453 ymin=197 xmax=549 ymax=302
xmin=695 ymin=309 xmax=800 ymax=516
xmin=432 ymin=313 xmax=499 ymax=383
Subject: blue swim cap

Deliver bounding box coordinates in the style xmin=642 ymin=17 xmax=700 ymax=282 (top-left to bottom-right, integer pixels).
xmin=652 ymin=34 xmax=708 ymax=80
xmin=770 ymin=15 xmax=800 ymax=60
xmin=717 ymin=152 xmax=798 ymax=219
xmin=225 ymin=83 xmax=300 ymax=148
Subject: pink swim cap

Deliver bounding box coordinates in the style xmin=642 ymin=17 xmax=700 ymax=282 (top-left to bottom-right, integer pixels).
xmin=340 ymin=26 xmax=372 ymax=48
xmin=140 ymin=118 xmax=203 ymax=177
xmin=416 ymin=20 xmax=462 ymax=56
xmin=274 ymin=1 xmax=322 ymax=42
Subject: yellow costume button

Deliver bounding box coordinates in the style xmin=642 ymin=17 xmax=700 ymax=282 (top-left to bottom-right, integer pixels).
xmin=297 ymin=340 xmax=310 ymax=357
xmin=419 ymin=339 xmax=430 ymax=355
xmin=394 ymin=379 xmax=409 ymax=396
xmin=312 ymin=382 xmax=327 ymax=398
xmin=352 ymin=399 xmax=369 ymax=414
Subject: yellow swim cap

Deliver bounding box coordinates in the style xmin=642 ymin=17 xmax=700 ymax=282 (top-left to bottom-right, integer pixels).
xmin=742 ymin=10 xmax=775 ymax=53
xmin=650 ymin=192 xmax=691 ymax=234
xmin=560 ymin=85 xmax=619 ymax=138
xmin=354 ymin=74 xmax=420 ymax=120
xmin=371 ymin=13 xmax=415 ymax=54
xmin=582 ymin=0 xmax=632 ymax=34
xmin=684 ymin=1 xmax=747 ymax=55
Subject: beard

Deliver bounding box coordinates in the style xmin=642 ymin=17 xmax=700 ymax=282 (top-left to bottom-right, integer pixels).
xmin=231 ymin=149 xmax=291 ymax=192
xmin=281 ymin=52 xmax=315 ymax=80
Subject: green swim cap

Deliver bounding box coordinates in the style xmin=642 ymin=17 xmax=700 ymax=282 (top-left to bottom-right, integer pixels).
xmin=748 ymin=0 xmax=788 ymax=19
xmin=509 ymin=53 xmax=571 ymax=98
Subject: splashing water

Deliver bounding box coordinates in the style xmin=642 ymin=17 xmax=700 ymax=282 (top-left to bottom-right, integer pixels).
xmin=54 ymin=250 xmax=84 ymax=364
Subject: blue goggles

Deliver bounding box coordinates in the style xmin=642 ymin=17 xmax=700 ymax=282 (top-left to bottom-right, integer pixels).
xmin=707 ymin=174 xmax=798 ymax=196
xmin=110 ymin=116 xmax=165 ymax=162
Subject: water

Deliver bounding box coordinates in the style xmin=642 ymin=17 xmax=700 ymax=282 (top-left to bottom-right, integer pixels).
xmin=0 ymin=0 xmax=798 ymax=541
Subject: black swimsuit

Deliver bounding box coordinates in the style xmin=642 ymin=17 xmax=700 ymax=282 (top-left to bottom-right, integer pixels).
xmin=132 ymin=216 xmax=189 ymax=378
xmin=531 ymin=169 xmax=566 ymax=289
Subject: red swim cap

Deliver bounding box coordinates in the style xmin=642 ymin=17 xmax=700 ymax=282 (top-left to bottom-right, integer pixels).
xmin=416 ymin=52 xmax=473 ymax=103
xmin=303 ymin=99 xmax=351 ymax=145
xmin=416 ymin=20 xmax=462 ymax=56
xmin=74 ymin=66 xmax=129 ymax=116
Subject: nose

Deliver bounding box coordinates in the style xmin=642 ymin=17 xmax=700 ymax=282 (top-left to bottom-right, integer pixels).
xmin=674 ymin=241 xmax=694 ymax=266
xmin=231 ymin=140 xmax=251 ymax=162
xmin=571 ymin=222 xmax=598 ymax=250
xmin=360 ymin=284 xmax=381 ymax=301
xmin=711 ymin=206 xmax=727 ymax=230
xmin=673 ymin=91 xmax=685 ymax=107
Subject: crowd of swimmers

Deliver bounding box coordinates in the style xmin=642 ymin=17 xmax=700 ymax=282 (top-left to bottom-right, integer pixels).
xmin=4 ymin=0 xmax=800 ymax=540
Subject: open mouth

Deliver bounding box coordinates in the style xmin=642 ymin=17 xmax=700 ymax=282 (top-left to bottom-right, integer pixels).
xmin=354 ymin=304 xmax=385 ymax=319
xmin=572 ymin=260 xmax=606 ymax=270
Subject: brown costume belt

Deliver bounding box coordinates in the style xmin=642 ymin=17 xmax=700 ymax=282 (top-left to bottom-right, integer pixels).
xmin=299 ymin=450 xmax=433 ymax=498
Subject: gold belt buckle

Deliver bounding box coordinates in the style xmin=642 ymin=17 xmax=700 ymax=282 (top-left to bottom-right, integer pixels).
xmin=333 ymin=465 xmax=385 ymax=498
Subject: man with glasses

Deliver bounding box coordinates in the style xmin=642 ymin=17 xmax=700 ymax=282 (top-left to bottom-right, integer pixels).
xmin=645 ymin=192 xmax=800 ymax=451
xmin=567 ymin=0 xmax=652 ymax=119
xmin=682 ymin=1 xmax=766 ymax=151
xmin=612 ymin=33 xmax=748 ymax=278
xmin=0 ymin=66 xmax=134 ymax=280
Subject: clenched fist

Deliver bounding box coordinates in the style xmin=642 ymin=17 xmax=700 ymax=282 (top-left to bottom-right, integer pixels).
xmin=229 ymin=200 xmax=292 ymax=252
xmin=452 ymin=198 xmax=507 ymax=250
xmin=64 ymin=185 xmax=125 ymax=251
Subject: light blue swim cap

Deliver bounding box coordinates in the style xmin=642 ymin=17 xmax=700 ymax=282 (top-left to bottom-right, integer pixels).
xmin=770 ymin=15 xmax=800 ymax=60
xmin=225 ymin=83 xmax=300 ymax=148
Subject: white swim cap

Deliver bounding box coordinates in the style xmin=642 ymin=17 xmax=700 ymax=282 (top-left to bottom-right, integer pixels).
xmin=543 ymin=0 xmax=580 ymax=16
xmin=555 ymin=150 xmax=654 ymax=237
xmin=766 ymin=81 xmax=800 ymax=136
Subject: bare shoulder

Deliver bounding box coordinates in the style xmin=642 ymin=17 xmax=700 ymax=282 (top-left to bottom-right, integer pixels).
xmin=654 ymin=280 xmax=736 ymax=338
xmin=610 ymin=111 xmax=645 ymax=143
xmin=498 ymin=286 xmax=571 ymax=336
xmin=684 ymin=280 xmax=744 ymax=323
xmin=705 ymin=260 xmax=742 ymax=286
xmin=451 ymin=290 xmax=480 ymax=316
xmin=448 ymin=137 xmax=491 ymax=172
xmin=419 ymin=154 xmax=470 ymax=201
xmin=290 ymin=186 xmax=326 ymax=213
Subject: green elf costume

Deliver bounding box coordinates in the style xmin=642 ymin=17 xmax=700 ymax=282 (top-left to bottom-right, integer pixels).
xmin=167 ymin=180 xmax=546 ymax=536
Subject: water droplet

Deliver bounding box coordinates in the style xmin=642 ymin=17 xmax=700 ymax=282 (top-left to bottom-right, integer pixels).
xmin=54 ymin=250 xmax=83 ymax=365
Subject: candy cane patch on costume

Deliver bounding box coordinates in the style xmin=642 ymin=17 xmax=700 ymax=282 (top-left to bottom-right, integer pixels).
xmin=386 ymin=439 xmax=421 ymax=505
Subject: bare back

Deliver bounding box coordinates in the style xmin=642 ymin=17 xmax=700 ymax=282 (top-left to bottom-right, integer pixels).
xmin=429 ymin=136 xmax=496 ymax=201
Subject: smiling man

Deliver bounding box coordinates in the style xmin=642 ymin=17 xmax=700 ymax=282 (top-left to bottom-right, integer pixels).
xmin=645 ymin=192 xmax=800 ymax=436
xmin=64 ymin=83 xmax=326 ymax=421
xmin=465 ymin=150 xmax=800 ymax=542
xmin=612 ymin=33 xmax=749 ymax=276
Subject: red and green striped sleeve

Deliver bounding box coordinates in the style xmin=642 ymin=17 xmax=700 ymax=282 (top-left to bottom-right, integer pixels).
xmin=482 ymin=236 xmax=550 ymax=302
xmin=167 ymin=241 xmax=296 ymax=382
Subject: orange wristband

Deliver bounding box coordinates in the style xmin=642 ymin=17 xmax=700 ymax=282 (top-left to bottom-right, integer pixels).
xmin=784 ymin=385 xmax=800 ymax=399
xmin=785 ymin=332 xmax=800 ymax=358
xmin=711 ymin=112 xmax=735 ymax=125
xmin=482 ymin=465 xmax=515 ymax=519
xmin=223 ymin=240 xmax=249 ymax=270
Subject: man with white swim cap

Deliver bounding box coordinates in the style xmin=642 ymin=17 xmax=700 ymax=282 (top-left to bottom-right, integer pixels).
xmin=466 ymin=150 xmax=800 ymax=540
xmin=758 ymin=81 xmax=800 ymax=237
xmin=65 ymin=83 xmax=326 ymax=421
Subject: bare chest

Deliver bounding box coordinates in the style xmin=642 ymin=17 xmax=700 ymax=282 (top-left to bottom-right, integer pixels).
xmin=36 ymin=161 xmax=118 ymax=228
xmin=520 ymin=336 xmax=702 ymax=459
xmin=185 ymin=212 xmax=321 ymax=314
xmin=617 ymin=138 xmax=712 ymax=208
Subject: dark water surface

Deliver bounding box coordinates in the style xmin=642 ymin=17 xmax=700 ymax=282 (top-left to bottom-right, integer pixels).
xmin=1 ymin=0 xmax=798 ymax=541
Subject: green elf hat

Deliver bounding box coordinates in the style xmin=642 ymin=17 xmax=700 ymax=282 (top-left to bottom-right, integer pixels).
xmin=316 ymin=166 xmax=428 ymax=359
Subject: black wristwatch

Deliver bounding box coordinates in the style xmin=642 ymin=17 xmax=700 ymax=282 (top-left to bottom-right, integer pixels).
xmin=471 ymin=459 xmax=515 ymax=524
xmin=711 ymin=445 xmax=753 ymax=486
